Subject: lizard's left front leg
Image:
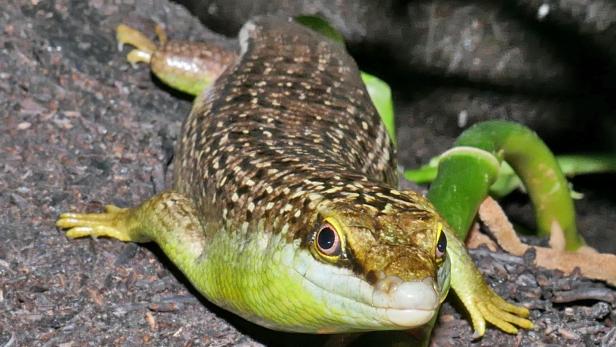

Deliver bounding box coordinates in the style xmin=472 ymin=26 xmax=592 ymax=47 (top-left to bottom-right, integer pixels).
xmin=446 ymin=229 xmax=533 ymax=337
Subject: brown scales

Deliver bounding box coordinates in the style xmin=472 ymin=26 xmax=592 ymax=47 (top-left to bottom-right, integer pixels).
xmin=173 ymin=17 xmax=439 ymax=278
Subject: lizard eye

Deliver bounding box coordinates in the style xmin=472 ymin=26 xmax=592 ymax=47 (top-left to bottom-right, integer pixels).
xmin=315 ymin=223 xmax=341 ymax=256
xmin=436 ymin=231 xmax=447 ymax=259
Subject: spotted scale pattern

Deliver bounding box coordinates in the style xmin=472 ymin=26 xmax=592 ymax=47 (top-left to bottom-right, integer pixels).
xmin=173 ymin=17 xmax=435 ymax=263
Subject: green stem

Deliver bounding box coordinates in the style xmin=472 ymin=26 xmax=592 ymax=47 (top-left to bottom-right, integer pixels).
xmin=426 ymin=147 xmax=500 ymax=240
xmin=405 ymin=153 xmax=616 ymax=199
xmin=427 ymin=120 xmax=584 ymax=250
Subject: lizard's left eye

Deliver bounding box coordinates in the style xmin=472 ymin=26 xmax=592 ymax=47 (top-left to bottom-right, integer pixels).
xmin=436 ymin=231 xmax=447 ymax=259
xmin=315 ymin=223 xmax=341 ymax=257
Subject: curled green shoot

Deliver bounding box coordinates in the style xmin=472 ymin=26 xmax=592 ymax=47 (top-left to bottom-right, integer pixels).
xmin=426 ymin=120 xmax=585 ymax=250
xmin=405 ymin=153 xmax=616 ymax=199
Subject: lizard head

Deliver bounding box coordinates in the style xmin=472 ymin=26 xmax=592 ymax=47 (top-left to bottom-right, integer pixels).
xmin=294 ymin=187 xmax=451 ymax=332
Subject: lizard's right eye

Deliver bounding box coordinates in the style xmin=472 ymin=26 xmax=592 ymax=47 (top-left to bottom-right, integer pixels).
xmin=315 ymin=223 xmax=341 ymax=257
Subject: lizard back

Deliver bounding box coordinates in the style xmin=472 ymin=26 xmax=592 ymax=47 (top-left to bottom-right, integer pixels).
xmin=174 ymin=16 xmax=398 ymax=232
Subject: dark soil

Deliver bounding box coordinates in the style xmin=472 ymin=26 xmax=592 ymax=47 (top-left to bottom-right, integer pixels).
xmin=1 ymin=1 xmax=615 ymax=346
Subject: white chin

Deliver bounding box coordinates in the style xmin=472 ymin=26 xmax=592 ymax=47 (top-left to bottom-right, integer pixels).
xmin=385 ymin=308 xmax=436 ymax=327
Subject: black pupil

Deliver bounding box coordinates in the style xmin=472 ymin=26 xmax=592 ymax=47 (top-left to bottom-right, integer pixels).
xmin=437 ymin=233 xmax=447 ymax=254
xmin=317 ymin=227 xmax=336 ymax=250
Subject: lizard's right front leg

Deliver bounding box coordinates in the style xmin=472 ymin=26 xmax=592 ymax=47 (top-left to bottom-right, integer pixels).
xmin=57 ymin=192 xmax=207 ymax=271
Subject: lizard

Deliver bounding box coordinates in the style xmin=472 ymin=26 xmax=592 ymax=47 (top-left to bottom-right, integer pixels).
xmin=56 ymin=16 xmax=531 ymax=339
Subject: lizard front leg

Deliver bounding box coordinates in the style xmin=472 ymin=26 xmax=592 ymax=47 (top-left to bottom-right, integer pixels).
xmin=57 ymin=192 xmax=207 ymax=277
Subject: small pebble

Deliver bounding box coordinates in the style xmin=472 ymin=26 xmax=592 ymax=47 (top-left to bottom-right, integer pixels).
xmin=17 ymin=121 xmax=31 ymax=130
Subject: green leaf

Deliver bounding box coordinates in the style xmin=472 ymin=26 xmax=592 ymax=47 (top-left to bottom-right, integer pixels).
xmin=295 ymin=15 xmax=345 ymax=45
xmin=361 ymin=72 xmax=396 ymax=144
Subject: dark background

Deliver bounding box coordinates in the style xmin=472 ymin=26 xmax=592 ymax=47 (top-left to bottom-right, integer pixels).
xmin=1 ymin=0 xmax=615 ymax=346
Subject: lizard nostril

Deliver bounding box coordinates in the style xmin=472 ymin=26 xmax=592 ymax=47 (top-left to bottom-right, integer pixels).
xmin=366 ymin=270 xmax=386 ymax=285
xmin=375 ymin=275 xmax=403 ymax=294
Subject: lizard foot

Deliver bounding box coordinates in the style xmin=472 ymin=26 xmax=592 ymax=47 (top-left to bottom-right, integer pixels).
xmin=466 ymin=282 xmax=533 ymax=338
xmin=56 ymin=204 xmax=135 ymax=241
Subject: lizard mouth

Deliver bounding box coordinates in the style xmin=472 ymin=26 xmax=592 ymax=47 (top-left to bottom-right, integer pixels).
xmin=381 ymin=308 xmax=437 ymax=327
xmin=371 ymin=277 xmax=439 ymax=326
xmin=292 ymin=252 xmax=442 ymax=330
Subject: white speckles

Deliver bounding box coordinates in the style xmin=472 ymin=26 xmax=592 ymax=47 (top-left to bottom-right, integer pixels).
xmin=255 ymin=161 xmax=271 ymax=168
xmin=307 ymin=193 xmax=323 ymax=202
xmin=345 ymin=183 xmax=358 ymax=191
xmin=241 ymin=221 xmax=249 ymax=233
xmin=353 ymin=182 xmax=365 ymax=190
xmin=345 ymin=192 xmax=361 ymax=200
xmin=280 ymin=223 xmax=290 ymax=235
xmin=219 ymin=133 xmax=229 ymax=146
xmin=176 ymin=22 xmax=409 ymax=244
xmin=289 ymin=190 xmax=304 ymax=199
xmin=324 ymin=186 xmax=343 ymax=194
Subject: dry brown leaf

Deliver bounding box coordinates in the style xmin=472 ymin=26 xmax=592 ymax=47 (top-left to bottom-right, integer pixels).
xmin=476 ymin=197 xmax=616 ymax=287
xmin=548 ymin=221 xmax=566 ymax=251
xmin=466 ymin=222 xmax=498 ymax=251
